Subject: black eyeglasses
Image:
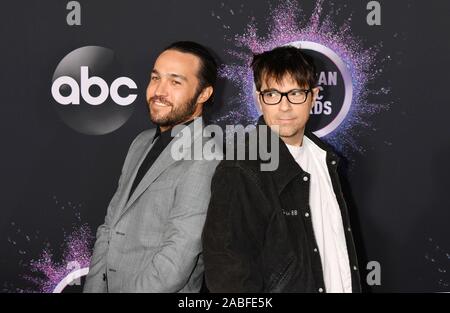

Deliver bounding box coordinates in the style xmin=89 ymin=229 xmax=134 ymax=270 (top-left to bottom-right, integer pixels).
xmin=258 ymin=88 xmax=312 ymax=105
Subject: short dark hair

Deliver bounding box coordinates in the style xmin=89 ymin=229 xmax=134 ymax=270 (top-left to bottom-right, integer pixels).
xmin=164 ymin=41 xmax=218 ymax=93
xmin=251 ymin=46 xmax=317 ymax=91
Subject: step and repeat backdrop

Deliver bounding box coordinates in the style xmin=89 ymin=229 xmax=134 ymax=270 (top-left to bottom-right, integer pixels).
xmin=1 ymin=0 xmax=449 ymax=292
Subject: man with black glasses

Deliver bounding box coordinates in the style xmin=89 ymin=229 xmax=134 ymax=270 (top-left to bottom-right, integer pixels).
xmin=203 ymin=46 xmax=361 ymax=293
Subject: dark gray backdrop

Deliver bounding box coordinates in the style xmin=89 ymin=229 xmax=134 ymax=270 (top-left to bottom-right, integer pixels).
xmin=1 ymin=0 xmax=449 ymax=292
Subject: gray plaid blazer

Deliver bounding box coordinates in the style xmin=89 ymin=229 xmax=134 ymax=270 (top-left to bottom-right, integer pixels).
xmin=83 ymin=117 xmax=220 ymax=292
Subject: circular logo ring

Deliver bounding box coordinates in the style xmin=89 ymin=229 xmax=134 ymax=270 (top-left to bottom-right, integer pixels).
xmin=287 ymin=41 xmax=353 ymax=137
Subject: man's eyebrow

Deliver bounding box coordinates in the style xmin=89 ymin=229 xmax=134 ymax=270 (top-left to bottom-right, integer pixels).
xmin=151 ymin=69 xmax=188 ymax=81
xmin=262 ymin=88 xmax=279 ymax=92
xmin=168 ymin=73 xmax=188 ymax=81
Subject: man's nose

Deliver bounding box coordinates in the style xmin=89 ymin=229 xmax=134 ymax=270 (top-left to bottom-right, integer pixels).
xmin=154 ymin=80 xmax=169 ymax=97
xmin=278 ymin=96 xmax=291 ymax=112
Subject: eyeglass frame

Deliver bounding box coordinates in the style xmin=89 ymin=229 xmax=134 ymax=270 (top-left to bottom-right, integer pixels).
xmin=257 ymin=88 xmax=313 ymax=105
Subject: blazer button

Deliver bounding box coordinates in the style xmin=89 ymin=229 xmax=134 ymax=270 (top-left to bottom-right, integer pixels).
xmin=318 ymin=288 xmax=324 ymax=293
xmin=102 ymin=273 xmax=107 ymax=281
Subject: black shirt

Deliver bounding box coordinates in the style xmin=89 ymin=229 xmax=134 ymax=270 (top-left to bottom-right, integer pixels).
xmin=127 ymin=119 xmax=194 ymax=201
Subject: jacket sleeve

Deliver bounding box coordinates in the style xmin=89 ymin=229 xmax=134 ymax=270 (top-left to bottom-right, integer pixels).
xmin=202 ymin=165 xmax=268 ymax=292
xmin=120 ymin=160 xmax=218 ymax=292
xmin=83 ymin=132 xmax=145 ymax=293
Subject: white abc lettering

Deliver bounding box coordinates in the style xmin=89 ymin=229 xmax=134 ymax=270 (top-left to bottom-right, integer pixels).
xmin=110 ymin=77 xmax=138 ymax=106
xmin=51 ymin=76 xmax=80 ymax=105
xmin=52 ymin=66 xmax=137 ymax=106
xmin=80 ymin=66 xmax=109 ymax=105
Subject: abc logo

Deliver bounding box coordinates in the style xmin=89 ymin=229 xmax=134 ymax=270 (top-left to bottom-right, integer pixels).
xmin=51 ymin=46 xmax=136 ymax=135
xmin=52 ymin=66 xmax=137 ymax=106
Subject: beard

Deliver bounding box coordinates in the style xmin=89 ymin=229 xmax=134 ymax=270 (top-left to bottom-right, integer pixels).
xmin=148 ymin=91 xmax=200 ymax=128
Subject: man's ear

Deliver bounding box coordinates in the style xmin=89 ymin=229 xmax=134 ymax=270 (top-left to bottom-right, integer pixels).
xmin=310 ymin=87 xmax=320 ymax=108
xmin=197 ymin=86 xmax=214 ymax=104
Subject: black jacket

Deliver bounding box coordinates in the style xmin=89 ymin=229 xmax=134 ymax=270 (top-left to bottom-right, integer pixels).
xmin=202 ymin=117 xmax=362 ymax=293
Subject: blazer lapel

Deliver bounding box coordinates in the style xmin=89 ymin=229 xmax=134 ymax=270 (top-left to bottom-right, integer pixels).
xmin=113 ymin=128 xmax=158 ymax=219
xmin=115 ymin=117 xmax=204 ymax=224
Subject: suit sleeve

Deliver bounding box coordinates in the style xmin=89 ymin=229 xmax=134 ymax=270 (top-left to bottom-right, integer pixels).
xmin=83 ymin=132 xmax=145 ymax=293
xmin=202 ymin=165 xmax=268 ymax=292
xmin=121 ymin=161 xmax=218 ymax=292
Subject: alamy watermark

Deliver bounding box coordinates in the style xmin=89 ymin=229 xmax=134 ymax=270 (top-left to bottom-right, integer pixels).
xmin=169 ymin=119 xmax=280 ymax=172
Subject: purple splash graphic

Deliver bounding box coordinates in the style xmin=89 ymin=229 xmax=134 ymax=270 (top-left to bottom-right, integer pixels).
xmin=6 ymin=197 xmax=94 ymax=293
xmin=22 ymin=224 xmax=93 ymax=293
xmin=214 ymin=0 xmax=390 ymax=157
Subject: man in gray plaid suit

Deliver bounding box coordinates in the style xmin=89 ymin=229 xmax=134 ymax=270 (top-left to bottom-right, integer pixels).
xmin=83 ymin=41 xmax=220 ymax=292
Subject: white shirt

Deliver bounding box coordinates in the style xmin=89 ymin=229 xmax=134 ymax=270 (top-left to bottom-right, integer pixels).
xmin=286 ymin=136 xmax=352 ymax=293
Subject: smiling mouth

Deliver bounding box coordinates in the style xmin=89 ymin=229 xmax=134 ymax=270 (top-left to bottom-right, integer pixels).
xmin=152 ymin=101 xmax=171 ymax=107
